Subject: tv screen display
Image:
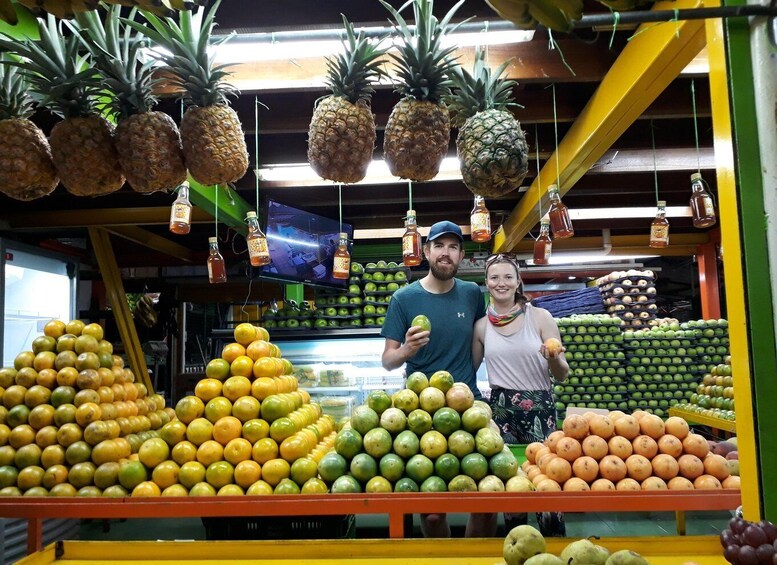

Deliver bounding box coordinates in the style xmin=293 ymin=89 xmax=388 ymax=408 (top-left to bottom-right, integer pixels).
xmin=258 ymin=199 xmax=353 ymax=288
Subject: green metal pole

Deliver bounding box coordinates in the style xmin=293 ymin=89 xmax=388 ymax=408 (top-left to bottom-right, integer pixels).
xmin=187 ymin=178 xmax=251 ymax=235
xmin=722 ymin=0 xmax=777 ymax=520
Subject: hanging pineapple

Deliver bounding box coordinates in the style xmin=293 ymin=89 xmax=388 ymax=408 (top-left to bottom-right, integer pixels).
xmin=307 ymin=16 xmax=388 ymax=184
xmin=380 ymin=0 xmax=465 ymax=182
xmin=126 ymin=0 xmax=249 ymax=186
xmin=447 ymin=47 xmax=528 ymax=197
xmin=0 ymin=15 xmax=125 ymax=197
xmin=0 ymin=55 xmax=59 ymax=201
xmin=72 ymin=7 xmax=187 ymax=194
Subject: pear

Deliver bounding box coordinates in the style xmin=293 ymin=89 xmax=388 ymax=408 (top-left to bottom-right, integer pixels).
xmin=503 ymin=525 xmax=546 ymax=565
xmin=560 ymin=539 xmax=607 ymax=565
xmin=593 ymin=545 xmax=610 ymax=564
xmin=605 ymin=550 xmax=649 ymax=565
xmin=525 ymin=554 xmax=564 ymax=565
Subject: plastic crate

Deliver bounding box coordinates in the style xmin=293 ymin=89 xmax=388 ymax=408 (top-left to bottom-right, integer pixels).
xmin=202 ymin=514 xmax=356 ymax=541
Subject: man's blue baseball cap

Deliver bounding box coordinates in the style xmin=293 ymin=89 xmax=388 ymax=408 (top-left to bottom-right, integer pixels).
xmin=427 ymin=220 xmax=463 ymax=243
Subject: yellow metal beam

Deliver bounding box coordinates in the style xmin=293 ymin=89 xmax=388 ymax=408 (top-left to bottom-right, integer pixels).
xmin=494 ymin=0 xmax=706 ymax=253
xmin=6 ymin=207 xmax=212 ymax=229
xmin=88 ymin=228 xmax=153 ymax=394
xmin=705 ymin=13 xmax=760 ymax=521
xmin=106 ymin=226 xmax=196 ymax=263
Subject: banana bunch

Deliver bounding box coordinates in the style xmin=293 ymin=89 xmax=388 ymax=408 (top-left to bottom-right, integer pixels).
xmin=132 ymin=294 xmax=158 ymax=328
xmin=486 ymin=0 xmax=583 ymax=33
xmin=0 ymin=0 xmax=205 ymax=23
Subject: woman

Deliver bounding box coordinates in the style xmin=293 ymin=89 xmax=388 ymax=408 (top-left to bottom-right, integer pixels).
xmin=472 ymin=253 xmax=569 ymax=536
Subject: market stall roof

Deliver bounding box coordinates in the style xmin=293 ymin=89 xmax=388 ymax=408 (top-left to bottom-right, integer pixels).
xmin=0 ymin=0 xmax=718 ymax=269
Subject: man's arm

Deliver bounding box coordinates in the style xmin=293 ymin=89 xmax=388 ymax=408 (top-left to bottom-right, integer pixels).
xmin=471 ymin=317 xmax=485 ymax=372
xmin=382 ymin=326 xmax=430 ymax=371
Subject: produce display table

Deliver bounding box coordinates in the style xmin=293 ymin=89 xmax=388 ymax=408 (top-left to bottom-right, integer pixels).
xmin=668 ymin=406 xmax=737 ymax=433
xmin=0 ymin=490 xmax=740 ymax=555
xmin=16 ymin=535 xmax=728 ymax=564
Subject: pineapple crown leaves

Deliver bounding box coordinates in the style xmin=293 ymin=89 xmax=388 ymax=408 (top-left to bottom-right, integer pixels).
xmin=123 ymin=0 xmax=240 ymax=109
xmin=323 ymin=14 xmax=389 ymax=105
xmin=69 ymin=7 xmax=160 ymax=120
xmin=0 ymin=54 xmax=35 ymax=120
xmin=0 ymin=15 xmax=103 ymax=119
xmin=380 ymin=0 xmax=469 ymax=103
xmin=445 ymin=46 xmax=520 ymax=127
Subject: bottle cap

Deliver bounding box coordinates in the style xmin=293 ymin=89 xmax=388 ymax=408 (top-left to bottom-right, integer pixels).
xmin=338 ymin=232 xmax=348 ymax=240
xmin=690 ymin=172 xmax=702 ymax=182
xmin=245 ymin=211 xmax=257 ymax=219
xmin=657 ymin=200 xmax=666 ymax=207
xmin=541 ymin=214 xmax=550 ymax=224
xmin=548 ymin=184 xmax=559 ymax=194
xmin=406 ymin=209 xmax=416 ymax=216
xmin=208 ymin=236 xmax=218 ymax=244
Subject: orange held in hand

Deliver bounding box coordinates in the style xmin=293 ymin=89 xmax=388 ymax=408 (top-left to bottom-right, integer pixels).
xmin=544 ymin=337 xmax=563 ymax=356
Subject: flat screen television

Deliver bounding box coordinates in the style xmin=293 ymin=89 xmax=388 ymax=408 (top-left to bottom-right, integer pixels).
xmin=258 ymin=199 xmax=353 ymax=289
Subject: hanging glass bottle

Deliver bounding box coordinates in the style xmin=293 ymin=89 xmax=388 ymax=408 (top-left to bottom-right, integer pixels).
xmin=402 ymin=209 xmax=422 ymax=267
xmin=169 ymin=182 xmax=192 ymax=235
xmin=470 ymin=195 xmax=491 ymax=243
xmin=207 ymin=237 xmax=227 ymax=284
xmin=245 ymin=211 xmax=271 ymax=267
xmin=649 ymin=200 xmax=670 ymax=248
xmin=533 ymin=216 xmax=552 ymax=265
xmin=689 ymin=173 xmax=717 ymax=228
xmin=333 ymin=232 xmax=351 ymax=279
xmin=548 ymin=185 xmax=574 ymax=239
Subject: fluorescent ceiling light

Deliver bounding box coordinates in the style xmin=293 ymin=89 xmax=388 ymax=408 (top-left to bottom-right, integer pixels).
xmin=569 ymin=207 xmax=692 ymax=219
xmin=528 ymin=254 xmax=659 ymax=266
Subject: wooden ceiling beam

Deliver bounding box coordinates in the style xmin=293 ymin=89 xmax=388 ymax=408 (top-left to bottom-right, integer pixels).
xmin=5 ymin=207 xmax=212 ymax=230
xmin=495 ymin=0 xmax=707 ymax=253
xmin=105 ymin=226 xmax=196 ymax=263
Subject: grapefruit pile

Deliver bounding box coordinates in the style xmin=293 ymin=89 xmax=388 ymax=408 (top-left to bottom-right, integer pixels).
xmin=0 ymin=319 xmax=168 ymax=496
xmin=521 ymin=410 xmax=740 ymax=492
xmin=316 ymin=371 xmax=521 ymax=493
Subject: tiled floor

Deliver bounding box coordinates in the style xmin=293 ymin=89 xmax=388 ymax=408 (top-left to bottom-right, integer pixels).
xmin=79 ymin=510 xmax=732 ymax=541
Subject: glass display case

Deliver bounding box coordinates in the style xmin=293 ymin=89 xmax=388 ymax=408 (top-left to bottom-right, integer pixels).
xmin=273 ymin=336 xmax=405 ymax=418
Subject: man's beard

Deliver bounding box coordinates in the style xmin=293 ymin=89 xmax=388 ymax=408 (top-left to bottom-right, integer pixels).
xmin=430 ymin=259 xmax=458 ymax=281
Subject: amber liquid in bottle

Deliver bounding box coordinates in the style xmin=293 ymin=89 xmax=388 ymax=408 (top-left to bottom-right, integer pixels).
xmin=245 ymin=211 xmax=271 ymax=267
xmin=533 ymin=219 xmax=552 ymax=265
xmin=649 ymin=201 xmax=670 ymax=248
xmin=548 ymin=185 xmax=574 ymax=239
xmin=689 ymin=173 xmax=717 ymax=228
xmin=332 ymin=232 xmax=351 ymax=279
xmin=402 ymin=209 xmax=422 ymax=267
xmin=169 ymin=182 xmax=192 ymax=235
xmin=470 ymin=196 xmax=491 ymax=243
xmin=207 ymin=237 xmax=227 ymax=284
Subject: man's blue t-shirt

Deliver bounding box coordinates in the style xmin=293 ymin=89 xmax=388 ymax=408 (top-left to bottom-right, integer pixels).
xmin=381 ymin=279 xmax=487 ymax=397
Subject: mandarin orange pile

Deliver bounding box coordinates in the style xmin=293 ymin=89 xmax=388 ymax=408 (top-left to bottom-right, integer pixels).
xmin=522 ymin=410 xmax=740 ymax=492
xmin=0 ymin=319 xmax=168 ymax=496
xmin=0 ymin=320 xmax=336 ymax=497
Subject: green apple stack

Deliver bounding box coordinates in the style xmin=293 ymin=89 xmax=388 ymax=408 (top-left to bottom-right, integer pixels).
xmin=622 ymin=320 xmax=707 ymax=418
xmin=362 ymin=261 xmax=409 ymax=327
xmin=315 ymin=372 xmax=522 ymax=493
xmin=554 ymin=314 xmax=627 ymax=417
xmin=311 ymin=262 xmax=366 ymax=329
xmin=597 ymin=270 xmax=658 ymax=329
xmin=676 ymin=357 xmax=735 ymax=421
xmin=263 ymin=302 xmax=315 ymax=330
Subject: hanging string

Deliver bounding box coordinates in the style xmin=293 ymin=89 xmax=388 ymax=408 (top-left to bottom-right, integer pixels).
xmin=628 ymin=9 xmax=681 ymax=42
xmin=608 ymin=10 xmax=620 ymax=50
xmin=690 ymin=80 xmax=701 ymax=174
xmin=547 ymin=30 xmax=576 ymax=77
xmin=535 ymin=124 xmax=542 ymax=218
xmin=180 ymin=99 xmax=184 ymax=121
xmin=254 ymin=96 xmax=260 ymax=213
xmin=407 ymin=180 xmax=413 ymax=210
xmin=214 ymin=184 xmax=219 ymax=236
xmin=650 ymin=120 xmax=659 ymax=204
xmin=552 ymin=83 xmax=561 ymax=188
xmin=338 ymin=184 xmax=343 ymax=233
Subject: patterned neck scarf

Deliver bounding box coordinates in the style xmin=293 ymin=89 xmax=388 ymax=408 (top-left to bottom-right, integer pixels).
xmin=487 ymin=303 xmax=525 ymax=326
